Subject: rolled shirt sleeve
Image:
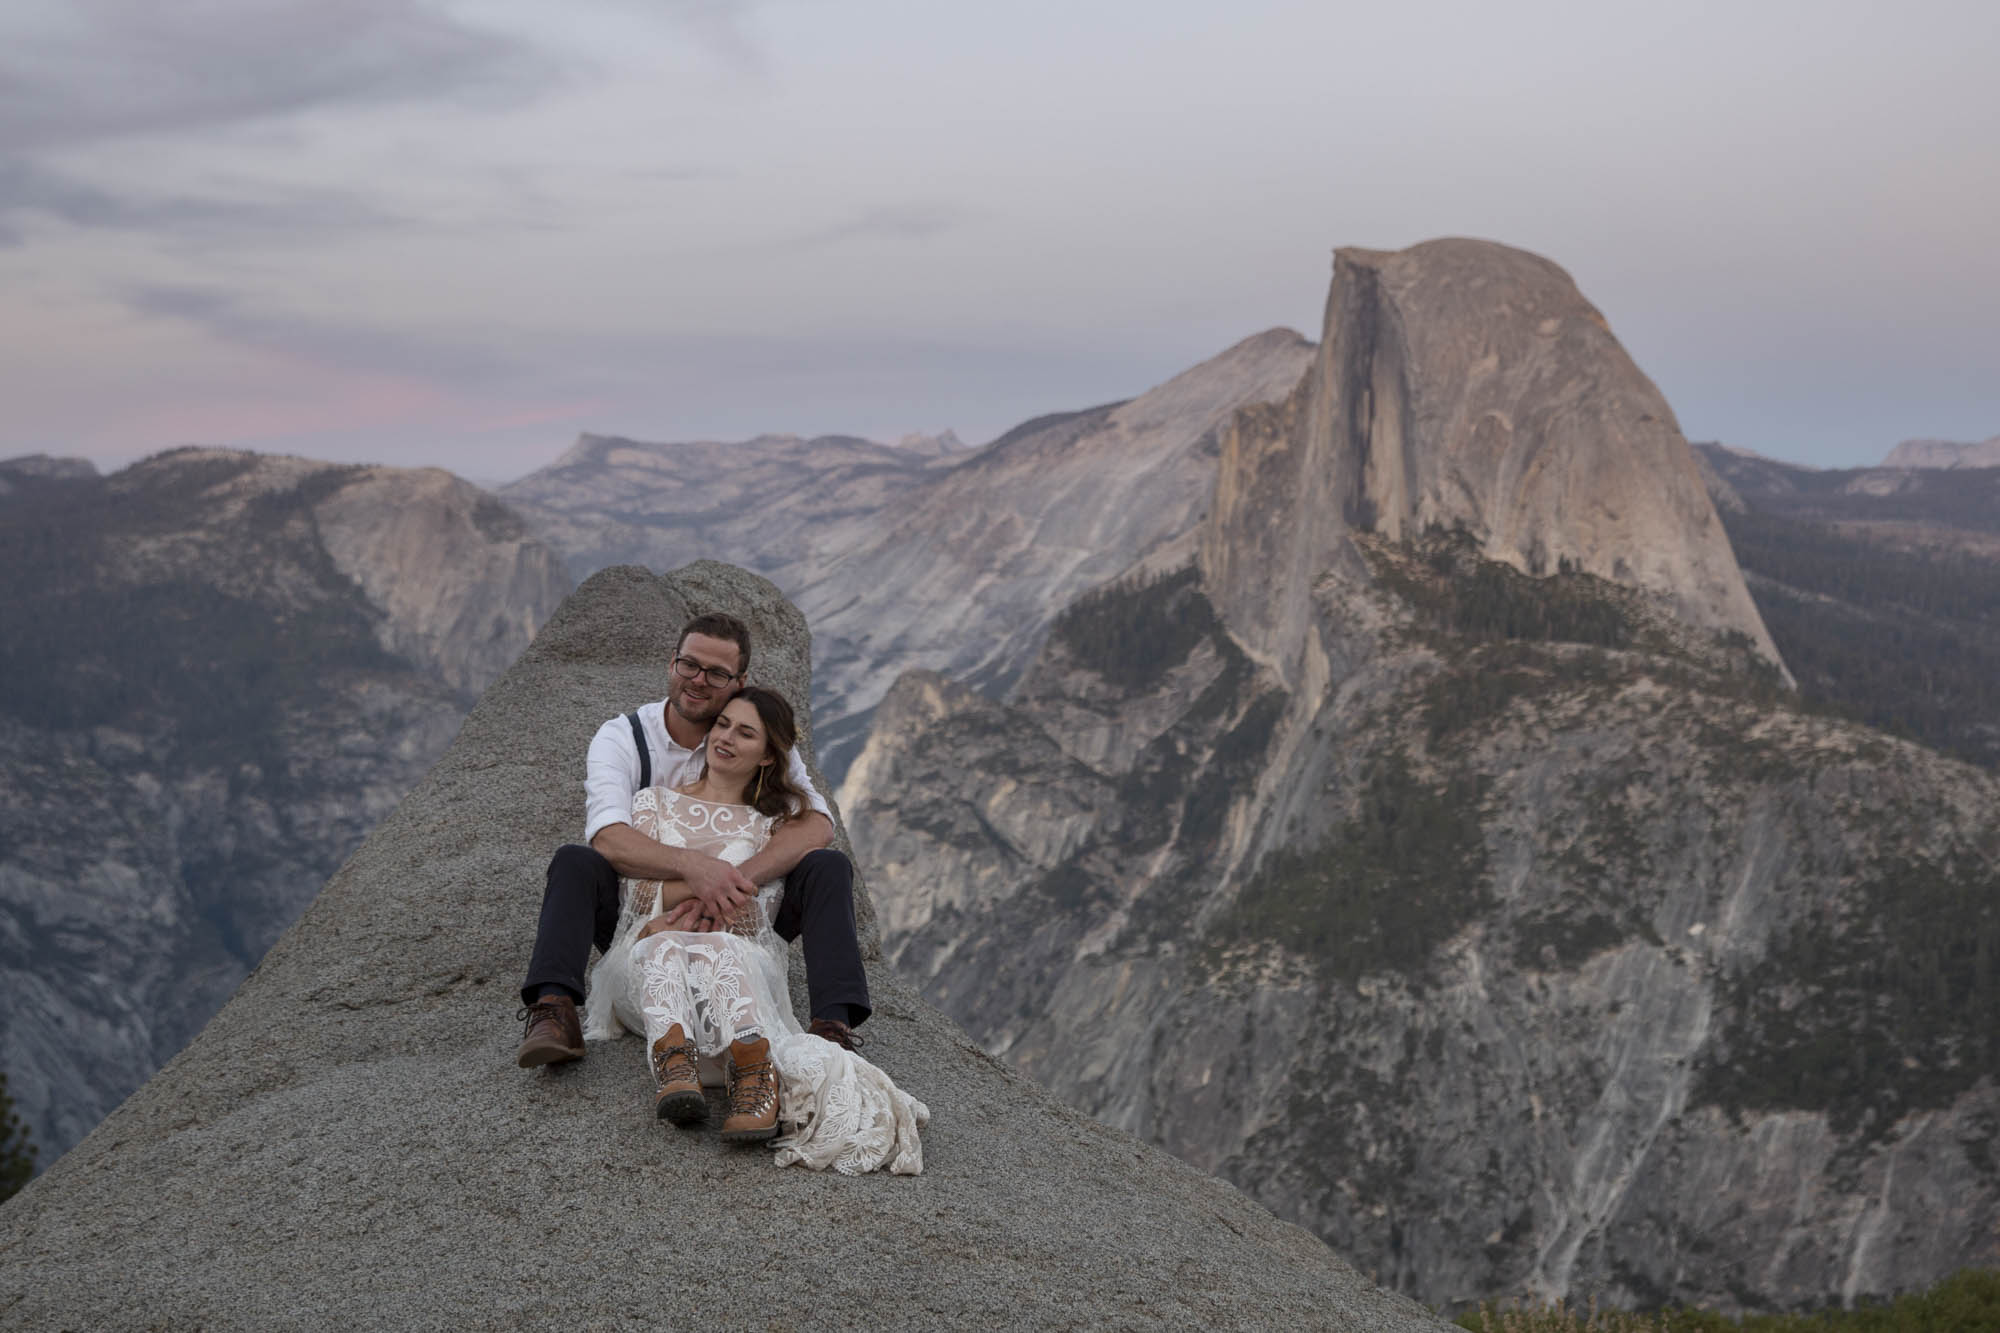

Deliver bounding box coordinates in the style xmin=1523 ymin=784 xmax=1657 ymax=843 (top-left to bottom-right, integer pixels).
xmin=582 ymin=715 xmax=643 ymax=844
xmin=789 ymin=744 xmax=831 ymax=821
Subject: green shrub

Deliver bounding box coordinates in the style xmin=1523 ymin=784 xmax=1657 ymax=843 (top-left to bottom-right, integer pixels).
xmin=1696 ymin=855 xmax=2000 ymax=1139
xmin=0 ymin=1071 xmax=35 ymax=1203
xmin=1209 ymin=752 xmax=1490 ymax=981
xmin=1453 ymin=1267 xmax=2000 ymax=1331
xmin=1049 ymin=564 xmax=1219 ymax=693
xmin=1373 ymin=527 xmax=1636 ymax=650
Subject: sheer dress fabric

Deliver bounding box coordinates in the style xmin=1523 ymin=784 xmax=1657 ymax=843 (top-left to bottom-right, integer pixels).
xmin=581 ymin=787 xmax=928 ymax=1175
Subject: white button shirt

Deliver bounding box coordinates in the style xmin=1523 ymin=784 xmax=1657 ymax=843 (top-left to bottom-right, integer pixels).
xmin=582 ymin=697 xmax=831 ymax=844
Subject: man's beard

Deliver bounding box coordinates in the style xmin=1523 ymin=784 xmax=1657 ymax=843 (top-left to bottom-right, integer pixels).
xmin=669 ymin=684 xmax=727 ymax=725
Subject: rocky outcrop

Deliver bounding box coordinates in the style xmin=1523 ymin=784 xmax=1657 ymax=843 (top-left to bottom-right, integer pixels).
xmin=0 ymin=563 xmax=1447 ymax=1333
xmin=1882 ymin=435 xmax=2000 ymax=469
xmin=0 ymin=449 xmax=568 ymax=1164
xmin=505 ymin=329 xmax=1318 ymax=775
xmin=1203 ymin=241 xmax=1783 ymax=687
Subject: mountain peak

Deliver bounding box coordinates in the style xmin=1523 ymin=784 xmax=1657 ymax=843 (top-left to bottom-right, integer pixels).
xmin=1882 ymin=435 xmax=2000 ymax=469
xmin=894 ymin=428 xmax=969 ymax=457
xmin=1202 ymin=237 xmax=1784 ymax=685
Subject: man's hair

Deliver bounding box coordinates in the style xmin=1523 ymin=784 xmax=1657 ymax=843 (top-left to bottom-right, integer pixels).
xmin=676 ymin=612 xmax=752 ymax=676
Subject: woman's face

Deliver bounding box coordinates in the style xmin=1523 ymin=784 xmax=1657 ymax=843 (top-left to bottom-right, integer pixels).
xmin=706 ymin=697 xmax=772 ymax=786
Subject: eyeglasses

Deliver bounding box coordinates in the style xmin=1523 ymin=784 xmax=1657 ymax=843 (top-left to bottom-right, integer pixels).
xmin=671 ymin=655 xmax=740 ymax=689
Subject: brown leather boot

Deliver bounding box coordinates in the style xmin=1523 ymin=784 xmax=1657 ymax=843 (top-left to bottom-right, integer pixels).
xmin=807 ymin=1017 xmax=863 ymax=1052
xmin=515 ymin=994 xmax=585 ymax=1068
xmin=650 ymin=1024 xmax=706 ymax=1125
xmin=721 ymin=1034 xmax=779 ymax=1143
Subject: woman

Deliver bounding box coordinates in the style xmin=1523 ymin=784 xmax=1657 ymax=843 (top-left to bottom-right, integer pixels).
xmin=581 ymin=686 xmax=928 ymax=1175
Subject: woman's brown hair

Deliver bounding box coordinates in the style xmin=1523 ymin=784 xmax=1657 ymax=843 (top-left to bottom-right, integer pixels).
xmin=729 ymin=685 xmax=807 ymax=821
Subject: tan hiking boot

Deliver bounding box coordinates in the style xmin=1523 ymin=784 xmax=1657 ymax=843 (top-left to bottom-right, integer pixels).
xmin=721 ymin=1034 xmax=779 ymax=1143
xmin=515 ymin=994 xmax=585 ymax=1068
xmin=651 ymin=1024 xmax=706 ymax=1125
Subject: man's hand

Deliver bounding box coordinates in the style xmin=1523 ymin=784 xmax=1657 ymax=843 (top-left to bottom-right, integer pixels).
xmin=682 ymin=854 xmax=755 ymax=917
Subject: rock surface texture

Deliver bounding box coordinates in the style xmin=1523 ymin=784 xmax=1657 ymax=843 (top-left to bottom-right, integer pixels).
xmin=0 ymin=563 xmax=1446 ymax=1333
xmin=505 ymin=329 xmax=1317 ymax=775
xmin=0 ymin=449 xmax=568 ymax=1163
xmin=841 ymin=244 xmax=1998 ymax=1312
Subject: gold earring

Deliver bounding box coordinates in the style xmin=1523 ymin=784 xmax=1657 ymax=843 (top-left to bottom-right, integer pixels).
xmin=754 ymin=766 xmax=766 ymax=803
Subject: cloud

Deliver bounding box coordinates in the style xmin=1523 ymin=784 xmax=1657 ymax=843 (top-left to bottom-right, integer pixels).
xmin=789 ymin=205 xmax=970 ymax=248
xmin=653 ymin=0 xmax=766 ymax=74
xmin=0 ymin=158 xmax=406 ymax=246
xmin=124 ymin=283 xmax=516 ymax=385
xmin=0 ymin=0 xmax=559 ymax=154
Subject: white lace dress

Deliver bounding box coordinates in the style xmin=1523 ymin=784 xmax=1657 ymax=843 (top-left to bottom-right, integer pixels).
xmin=581 ymin=787 xmax=929 ymax=1175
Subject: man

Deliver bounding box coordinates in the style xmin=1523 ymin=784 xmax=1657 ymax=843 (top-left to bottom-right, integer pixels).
xmin=515 ymin=611 xmax=869 ymax=1068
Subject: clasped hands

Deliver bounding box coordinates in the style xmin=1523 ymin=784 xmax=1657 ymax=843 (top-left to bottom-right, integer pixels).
xmin=634 ymin=854 xmax=759 ymax=940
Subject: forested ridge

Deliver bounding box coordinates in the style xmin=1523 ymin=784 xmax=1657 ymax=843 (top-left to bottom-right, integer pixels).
xmin=1694 ymin=445 xmax=2000 ymax=770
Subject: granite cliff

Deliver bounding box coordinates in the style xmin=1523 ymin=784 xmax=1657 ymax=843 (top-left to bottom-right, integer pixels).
xmin=505 ymin=329 xmax=1317 ymax=775
xmin=839 ymin=245 xmax=1999 ymax=1311
xmin=0 ymin=562 xmax=1447 ymax=1333
xmin=0 ymin=449 xmax=568 ymax=1162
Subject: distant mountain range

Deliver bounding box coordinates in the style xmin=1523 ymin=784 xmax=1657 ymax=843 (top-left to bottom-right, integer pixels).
xmin=1880 ymin=434 xmax=2000 ymax=469
xmin=501 ymin=329 xmax=1316 ymax=778
xmin=0 ymin=449 xmax=568 ymax=1161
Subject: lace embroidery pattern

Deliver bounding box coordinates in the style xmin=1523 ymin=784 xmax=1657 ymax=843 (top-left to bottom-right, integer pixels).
xmin=635 ymin=933 xmax=762 ymax=1053
xmin=581 ymin=786 xmax=929 ymax=1174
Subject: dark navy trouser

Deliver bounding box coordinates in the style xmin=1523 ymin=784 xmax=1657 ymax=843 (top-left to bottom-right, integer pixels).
xmin=519 ymin=843 xmax=871 ymax=1027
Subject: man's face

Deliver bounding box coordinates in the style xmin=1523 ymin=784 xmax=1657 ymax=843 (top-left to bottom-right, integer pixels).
xmin=667 ymin=631 xmax=745 ymax=726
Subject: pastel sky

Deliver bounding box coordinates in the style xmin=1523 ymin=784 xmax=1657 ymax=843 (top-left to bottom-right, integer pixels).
xmin=3 ymin=0 xmax=1995 ymax=483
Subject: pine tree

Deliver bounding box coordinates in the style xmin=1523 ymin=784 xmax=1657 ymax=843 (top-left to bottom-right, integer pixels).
xmin=0 ymin=1071 xmax=37 ymax=1203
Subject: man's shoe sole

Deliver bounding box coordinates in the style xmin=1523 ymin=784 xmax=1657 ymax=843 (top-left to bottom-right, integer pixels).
xmin=720 ymin=1122 xmax=779 ymax=1144
xmin=656 ymin=1088 xmax=708 ymax=1124
xmin=516 ymin=1041 xmax=585 ymax=1069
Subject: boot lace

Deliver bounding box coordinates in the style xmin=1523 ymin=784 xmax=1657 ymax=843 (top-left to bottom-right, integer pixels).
xmin=517 ymin=999 xmax=566 ymax=1032
xmin=651 ymin=1036 xmax=698 ymax=1086
xmin=730 ymin=1053 xmax=777 ymax=1116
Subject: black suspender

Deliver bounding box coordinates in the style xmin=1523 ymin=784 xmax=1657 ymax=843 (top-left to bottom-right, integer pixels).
xmin=627 ymin=710 xmax=651 ymax=789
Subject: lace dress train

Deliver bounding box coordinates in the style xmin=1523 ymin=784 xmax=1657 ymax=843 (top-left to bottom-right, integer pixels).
xmin=582 ymin=788 xmax=928 ymax=1175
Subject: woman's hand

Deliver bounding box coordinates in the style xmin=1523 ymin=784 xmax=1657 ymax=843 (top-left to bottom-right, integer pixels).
xmin=644 ymin=898 xmax=716 ymax=935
